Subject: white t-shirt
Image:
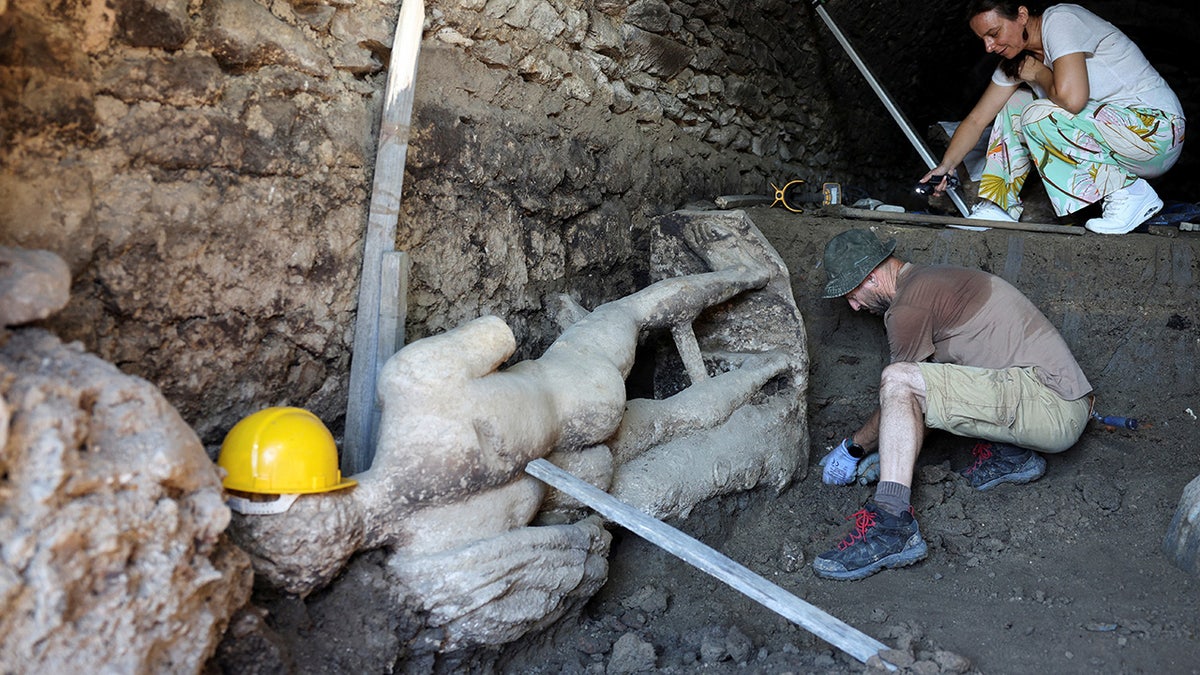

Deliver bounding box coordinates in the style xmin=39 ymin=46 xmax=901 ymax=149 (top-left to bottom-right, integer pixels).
xmin=991 ymin=4 xmax=1183 ymax=117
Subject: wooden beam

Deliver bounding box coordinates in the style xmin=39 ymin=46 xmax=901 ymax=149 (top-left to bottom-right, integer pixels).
xmin=524 ymin=458 xmax=896 ymax=668
xmin=377 ymin=251 xmax=410 ymax=374
xmin=361 ymin=249 xmax=411 ymax=455
xmin=344 ymin=0 xmax=425 ymax=475
xmin=831 ymin=206 xmax=1085 ymax=236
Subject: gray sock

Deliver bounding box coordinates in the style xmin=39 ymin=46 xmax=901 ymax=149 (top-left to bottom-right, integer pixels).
xmin=873 ymin=481 xmax=911 ymax=516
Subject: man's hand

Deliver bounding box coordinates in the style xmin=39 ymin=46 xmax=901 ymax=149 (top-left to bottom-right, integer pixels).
xmin=820 ymin=439 xmax=862 ymax=485
xmin=820 ymin=440 xmax=882 ymax=485
xmin=855 ymin=452 xmax=880 ymax=485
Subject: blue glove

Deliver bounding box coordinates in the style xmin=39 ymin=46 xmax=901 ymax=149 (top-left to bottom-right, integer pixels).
xmin=820 ymin=439 xmax=862 ymax=486
xmin=855 ymin=452 xmax=880 ymax=485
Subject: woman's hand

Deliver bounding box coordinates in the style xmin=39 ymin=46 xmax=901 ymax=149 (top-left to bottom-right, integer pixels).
xmin=1016 ymin=53 xmax=1051 ymax=86
xmin=918 ymin=168 xmax=958 ymax=196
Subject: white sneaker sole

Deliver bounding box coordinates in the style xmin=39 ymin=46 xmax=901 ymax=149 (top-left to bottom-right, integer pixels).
xmin=1085 ymin=195 xmax=1164 ymax=234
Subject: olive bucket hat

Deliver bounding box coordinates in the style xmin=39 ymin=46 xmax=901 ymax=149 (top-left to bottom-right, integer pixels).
xmin=821 ymin=229 xmax=897 ymax=298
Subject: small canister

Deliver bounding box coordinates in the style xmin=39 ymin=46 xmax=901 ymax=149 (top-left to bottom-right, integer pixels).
xmin=822 ymin=182 xmax=842 ymax=205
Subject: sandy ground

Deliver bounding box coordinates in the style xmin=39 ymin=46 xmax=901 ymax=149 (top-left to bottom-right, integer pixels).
xmin=495 ymin=207 xmax=1200 ymax=674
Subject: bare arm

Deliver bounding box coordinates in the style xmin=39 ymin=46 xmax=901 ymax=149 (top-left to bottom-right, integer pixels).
xmin=921 ymin=80 xmax=1017 ymax=190
xmin=850 ymin=407 xmax=881 ymax=451
xmin=1020 ymin=51 xmax=1088 ymax=113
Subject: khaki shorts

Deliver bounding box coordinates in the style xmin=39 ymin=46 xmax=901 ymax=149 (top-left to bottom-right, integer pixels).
xmin=918 ymin=363 xmax=1090 ymax=453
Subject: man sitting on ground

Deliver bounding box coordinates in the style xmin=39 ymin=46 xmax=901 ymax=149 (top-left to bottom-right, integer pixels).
xmin=813 ymin=228 xmax=1093 ymax=580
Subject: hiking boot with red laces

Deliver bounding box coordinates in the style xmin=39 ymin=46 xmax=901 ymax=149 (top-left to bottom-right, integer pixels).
xmin=812 ymin=501 xmax=928 ymax=581
xmin=959 ymin=441 xmax=1046 ymax=491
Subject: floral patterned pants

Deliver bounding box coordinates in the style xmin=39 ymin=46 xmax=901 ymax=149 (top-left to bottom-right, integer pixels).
xmin=979 ymin=88 xmax=1186 ymax=217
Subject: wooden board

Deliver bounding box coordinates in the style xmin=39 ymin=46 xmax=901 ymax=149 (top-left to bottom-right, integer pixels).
xmin=525 ymin=458 xmax=897 ymax=668
xmin=344 ymin=0 xmax=425 ymax=475
xmin=831 ymin=206 xmax=1084 ymax=236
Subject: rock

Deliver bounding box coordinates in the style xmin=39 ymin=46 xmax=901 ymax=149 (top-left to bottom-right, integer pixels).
xmin=98 ymin=53 xmax=226 ymax=106
xmin=725 ymin=625 xmax=753 ymax=664
xmin=583 ymin=10 xmax=623 ymax=56
xmin=620 ymin=584 xmax=670 ymax=615
xmin=208 ymin=607 xmax=292 ymax=673
xmin=778 ymin=540 xmax=804 ymax=573
xmin=328 ymin=6 xmax=393 ymax=74
xmin=698 ymin=629 xmax=727 ymax=663
xmin=0 ymin=329 xmax=252 ymax=671
xmin=877 ymin=648 xmax=915 ymax=668
xmin=621 ymin=25 xmax=693 ymax=79
xmin=115 ymin=0 xmax=190 ymax=49
xmin=912 ymin=660 xmax=941 ymax=675
xmin=624 ymin=0 xmax=671 ymax=33
xmin=200 ymin=0 xmax=329 ymax=76
xmin=607 ymin=632 xmax=656 ymax=673
xmin=813 ymin=651 xmax=837 ymax=667
xmin=933 ymin=649 xmax=973 ymax=673
xmin=0 ymin=246 xmax=70 ymax=327
xmin=1164 ymin=473 xmax=1200 ymax=576
xmin=576 ymin=632 xmax=611 ymax=656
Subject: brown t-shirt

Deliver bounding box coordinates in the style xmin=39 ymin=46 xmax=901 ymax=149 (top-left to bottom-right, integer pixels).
xmin=884 ymin=264 xmax=1093 ymax=401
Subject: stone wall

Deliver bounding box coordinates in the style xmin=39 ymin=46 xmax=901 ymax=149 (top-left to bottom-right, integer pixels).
xmin=1 ymin=0 xmax=1195 ymax=448
xmin=400 ymin=0 xmax=923 ymax=358
xmin=1 ymin=0 xmax=386 ymax=444
xmin=1 ymin=0 xmax=884 ymax=445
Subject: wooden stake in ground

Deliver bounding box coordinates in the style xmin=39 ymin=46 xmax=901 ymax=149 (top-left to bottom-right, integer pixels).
xmin=344 ymin=0 xmax=425 ymax=475
xmin=525 ymin=458 xmax=897 ymax=669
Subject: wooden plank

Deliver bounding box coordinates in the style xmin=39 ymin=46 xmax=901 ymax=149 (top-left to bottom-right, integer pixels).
xmin=344 ymin=0 xmax=425 ymax=475
xmin=365 ymin=250 xmax=411 ymax=452
xmin=377 ymin=251 xmax=410 ymax=372
xmin=831 ymin=206 xmax=1085 ymax=236
xmin=524 ymin=458 xmax=896 ymax=668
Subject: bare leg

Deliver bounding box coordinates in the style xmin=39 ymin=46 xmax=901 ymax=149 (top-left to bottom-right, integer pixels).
xmin=877 ymin=362 xmax=928 ymax=488
xmin=813 ymin=364 xmax=932 ymax=580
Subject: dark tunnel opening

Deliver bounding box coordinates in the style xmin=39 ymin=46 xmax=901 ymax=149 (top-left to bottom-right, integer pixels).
xmin=806 ymin=0 xmax=1198 ymax=207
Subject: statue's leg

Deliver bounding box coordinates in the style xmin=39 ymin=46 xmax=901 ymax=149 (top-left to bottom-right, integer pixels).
xmin=609 ymin=351 xmax=791 ymax=463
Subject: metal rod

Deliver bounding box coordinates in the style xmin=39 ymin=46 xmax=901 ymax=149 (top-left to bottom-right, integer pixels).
xmin=812 ymin=1 xmax=972 ymax=217
xmin=525 ymin=458 xmax=896 ymax=668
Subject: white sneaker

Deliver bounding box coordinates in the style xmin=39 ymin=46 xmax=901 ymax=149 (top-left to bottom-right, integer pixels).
xmin=1085 ymin=178 xmax=1163 ymax=234
xmin=953 ymin=200 xmax=1019 ymax=231
xmin=967 ymin=200 xmax=1020 ymax=222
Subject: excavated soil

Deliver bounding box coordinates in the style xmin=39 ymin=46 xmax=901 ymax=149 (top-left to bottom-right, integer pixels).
xmin=495 ymin=207 xmax=1200 ymax=674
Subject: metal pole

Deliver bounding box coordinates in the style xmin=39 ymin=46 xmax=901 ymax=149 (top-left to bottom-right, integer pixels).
xmin=812 ymin=0 xmax=972 ymax=217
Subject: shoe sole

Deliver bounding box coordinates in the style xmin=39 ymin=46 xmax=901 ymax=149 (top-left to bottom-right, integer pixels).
xmin=1085 ymin=196 xmax=1164 ymax=234
xmin=974 ymin=453 xmax=1047 ymax=491
xmin=812 ymin=533 xmax=929 ymax=581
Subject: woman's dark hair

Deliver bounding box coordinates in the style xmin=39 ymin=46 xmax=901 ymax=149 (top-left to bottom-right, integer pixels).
xmin=966 ymin=1 xmax=1047 ymax=79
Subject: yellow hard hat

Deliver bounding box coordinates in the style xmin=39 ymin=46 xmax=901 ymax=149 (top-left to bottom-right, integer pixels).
xmin=218 ymin=407 xmax=357 ymax=495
